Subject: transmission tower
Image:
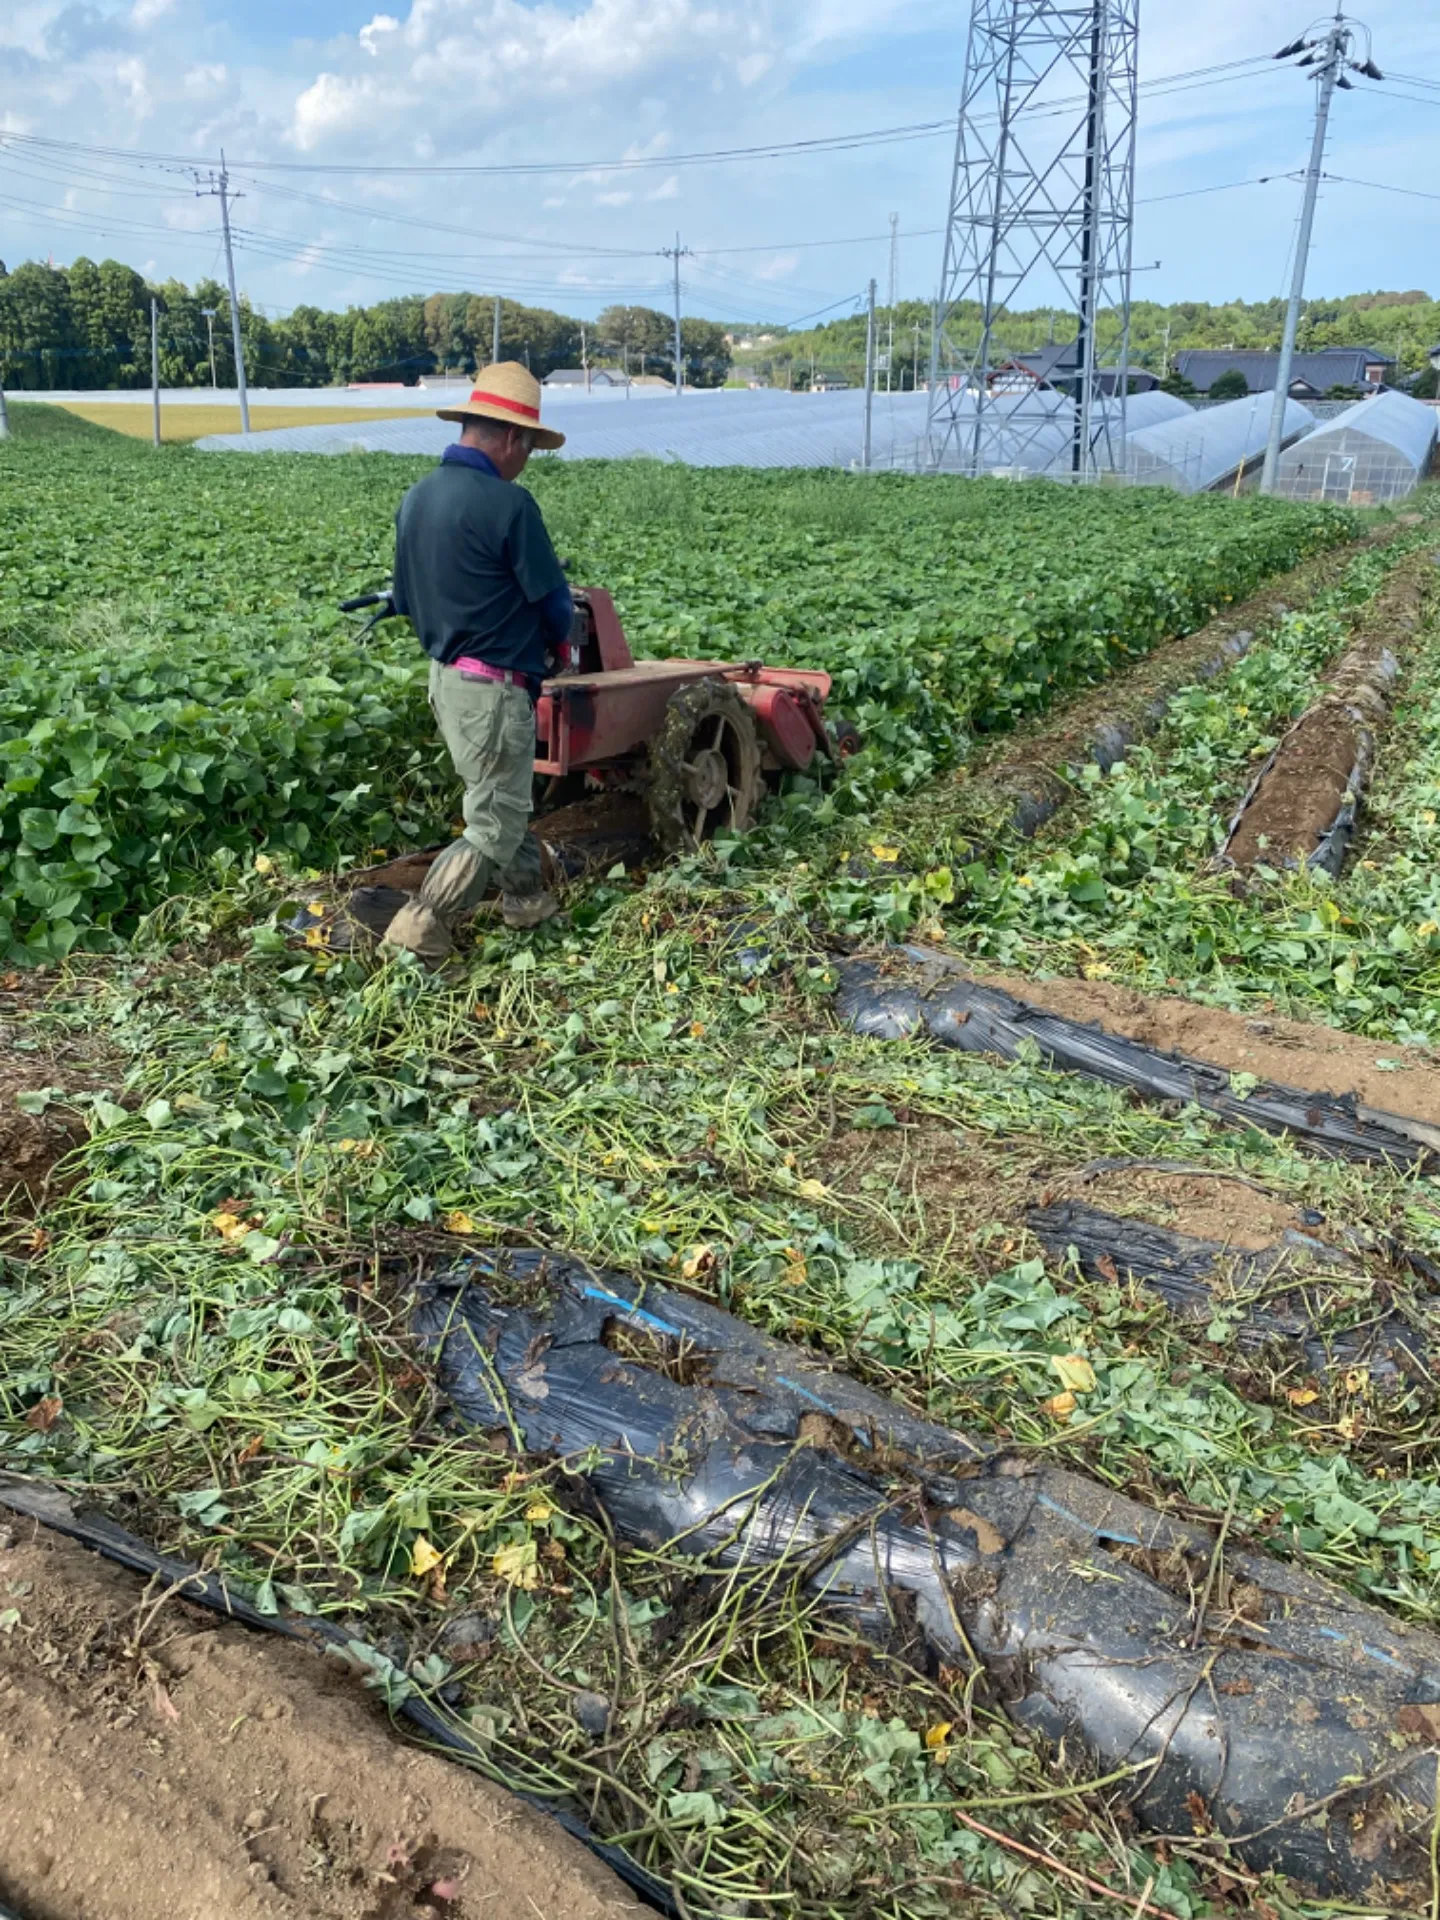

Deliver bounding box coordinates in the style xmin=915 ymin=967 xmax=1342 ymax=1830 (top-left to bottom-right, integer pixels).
xmin=926 ymin=0 xmax=1139 ymax=479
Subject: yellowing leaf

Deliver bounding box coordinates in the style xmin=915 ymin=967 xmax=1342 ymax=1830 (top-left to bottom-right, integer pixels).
xmin=868 ymin=843 xmax=900 ymax=862
xmin=680 ymin=1244 xmax=715 ymax=1280
xmin=304 ymin=926 xmax=330 ymax=949
xmin=525 ymin=1496 xmax=556 ymax=1524
xmin=783 ymin=1248 xmax=808 ymax=1287
xmin=253 ymin=853 xmax=274 ymax=875
xmin=410 ymin=1535 xmax=443 ymax=1577
xmin=796 ymin=1178 xmax=830 ymax=1202
xmin=688 ymin=1021 xmax=706 ymax=1039
xmin=1419 ymin=920 xmax=1439 ymax=938
xmin=925 ymin=1721 xmax=953 ymax=1751
xmin=1343 ymin=1367 xmax=1369 ymax=1396
xmin=443 ymin=1209 xmax=478 ymax=1235
xmin=1050 ymin=1353 xmax=1096 ymax=1394
xmin=1041 ymin=1390 xmax=1077 ymax=1419
xmin=492 ymin=1541 xmax=539 ymax=1590
xmin=211 ymin=1210 xmax=250 ymax=1243
xmin=1286 ymin=1386 xmax=1320 ymax=1407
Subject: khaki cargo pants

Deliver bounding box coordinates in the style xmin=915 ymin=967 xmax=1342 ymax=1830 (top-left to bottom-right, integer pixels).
xmin=416 ymin=660 xmax=542 ymax=920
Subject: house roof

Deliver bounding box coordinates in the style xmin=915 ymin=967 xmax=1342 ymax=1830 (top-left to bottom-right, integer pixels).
xmin=543 ymin=368 xmax=629 ymax=386
xmin=1173 ymin=347 xmax=1397 ymax=394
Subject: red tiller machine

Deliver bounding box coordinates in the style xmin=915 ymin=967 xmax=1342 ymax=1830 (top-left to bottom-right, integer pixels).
xmin=341 ymin=585 xmax=857 ymax=850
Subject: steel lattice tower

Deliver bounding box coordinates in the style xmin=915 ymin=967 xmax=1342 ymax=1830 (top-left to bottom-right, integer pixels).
xmin=926 ymin=0 xmax=1139 ymax=478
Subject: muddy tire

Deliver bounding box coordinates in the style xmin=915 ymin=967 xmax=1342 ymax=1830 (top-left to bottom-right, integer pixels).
xmin=827 ymin=717 xmax=863 ymax=760
xmin=647 ymin=679 xmax=764 ymax=851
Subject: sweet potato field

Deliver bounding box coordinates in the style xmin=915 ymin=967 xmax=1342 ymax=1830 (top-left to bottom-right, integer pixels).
xmin=1 ymin=403 xmax=1438 ymax=1920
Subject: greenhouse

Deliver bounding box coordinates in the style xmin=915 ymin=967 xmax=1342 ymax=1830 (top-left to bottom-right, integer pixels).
xmin=1272 ymin=388 xmax=1438 ymax=504
xmin=1123 ymin=393 xmax=1315 ymax=493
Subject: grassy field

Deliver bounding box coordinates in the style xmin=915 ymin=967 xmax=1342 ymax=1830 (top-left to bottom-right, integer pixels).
xmin=0 ymin=402 xmax=1435 ymax=1917
xmin=51 ymin=400 xmax=436 ymax=443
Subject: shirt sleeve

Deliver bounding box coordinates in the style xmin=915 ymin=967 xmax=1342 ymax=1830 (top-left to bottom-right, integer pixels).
xmin=538 ymin=581 xmax=575 ymax=645
xmin=390 ymin=497 xmax=411 ymax=617
xmin=505 ymin=491 xmax=569 ymax=605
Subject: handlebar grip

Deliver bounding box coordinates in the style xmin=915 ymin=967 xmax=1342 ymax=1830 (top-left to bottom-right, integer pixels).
xmin=339 ymin=591 xmax=389 ymax=613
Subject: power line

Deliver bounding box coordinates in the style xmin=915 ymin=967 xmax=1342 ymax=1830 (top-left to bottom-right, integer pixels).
xmin=0 ymin=56 xmax=1280 ymax=179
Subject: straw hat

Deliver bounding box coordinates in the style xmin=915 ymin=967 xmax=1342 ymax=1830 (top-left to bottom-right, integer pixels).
xmin=436 ymin=360 xmax=565 ymax=449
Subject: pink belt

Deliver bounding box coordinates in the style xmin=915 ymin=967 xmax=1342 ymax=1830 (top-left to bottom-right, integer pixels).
xmin=452 ymin=656 xmax=529 ymax=687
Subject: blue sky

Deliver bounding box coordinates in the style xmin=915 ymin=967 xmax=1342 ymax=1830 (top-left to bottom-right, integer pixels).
xmin=2 ymin=1 xmax=1438 ymax=329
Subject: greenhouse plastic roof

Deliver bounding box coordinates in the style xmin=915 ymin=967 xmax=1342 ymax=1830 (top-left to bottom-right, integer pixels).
xmin=1124 ymin=393 xmax=1315 ymax=493
xmin=195 ymin=389 xmax=937 ymax=468
xmin=1276 ymin=388 xmax=1438 ymax=478
xmin=183 ymin=384 xmax=1197 ymax=473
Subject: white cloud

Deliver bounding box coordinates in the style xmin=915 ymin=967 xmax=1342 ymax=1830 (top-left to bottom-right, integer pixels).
xmin=594 ymin=189 xmax=634 ymax=205
xmin=359 ymin=14 xmax=400 ymax=57
xmin=646 ymin=174 xmax=680 ymax=201
xmin=752 ymin=253 xmax=799 ymax=281
xmin=115 ymin=56 xmax=151 ymax=115
xmin=130 ymin=0 xmax=176 ymax=26
xmin=183 ymin=63 xmax=227 ymax=94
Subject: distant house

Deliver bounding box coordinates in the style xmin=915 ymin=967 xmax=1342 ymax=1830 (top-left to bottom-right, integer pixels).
xmin=542 ymin=368 xmax=630 ymax=389
xmin=1173 ymin=347 xmax=1396 ymax=397
xmin=995 ymin=342 xmax=1159 ymax=395
xmin=812 ymin=374 xmax=852 ymax=392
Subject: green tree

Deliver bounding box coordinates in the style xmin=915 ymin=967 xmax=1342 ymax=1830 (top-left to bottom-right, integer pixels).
xmin=679 ymin=317 xmax=731 ymax=388
xmin=1208 ymin=368 xmax=1250 ymax=401
xmin=0 ymin=263 xmax=77 ymax=389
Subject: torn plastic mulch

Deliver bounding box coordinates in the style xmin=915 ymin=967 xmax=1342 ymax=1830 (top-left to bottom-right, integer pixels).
xmin=835 ymin=948 xmax=1440 ymax=1169
xmin=0 ymin=1473 xmax=678 ymax=1919
xmin=411 ymin=1246 xmax=1440 ymax=1900
xmin=1027 ymin=1198 xmax=1433 ymax=1387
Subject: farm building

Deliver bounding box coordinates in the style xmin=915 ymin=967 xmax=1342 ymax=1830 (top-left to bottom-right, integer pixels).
xmin=1272 ymin=388 xmax=1438 ymax=503
xmin=1172 ymin=346 xmax=1395 ymax=398
xmin=997 ymin=341 xmax=1160 ymax=395
xmin=1123 ymin=393 xmax=1315 ymax=492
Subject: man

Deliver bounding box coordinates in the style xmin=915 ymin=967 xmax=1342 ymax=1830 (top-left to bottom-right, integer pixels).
xmin=382 ymin=361 xmax=572 ymax=960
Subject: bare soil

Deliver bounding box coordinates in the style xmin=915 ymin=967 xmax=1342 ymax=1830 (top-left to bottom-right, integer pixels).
xmin=0 ymin=998 xmax=109 ymax=1199
xmin=1052 ymin=1165 xmax=1301 ymax=1251
xmin=1223 ymin=714 xmax=1361 ymax=867
xmin=0 ymin=1523 xmax=642 ymax=1920
xmin=962 ymin=961 xmax=1440 ymax=1128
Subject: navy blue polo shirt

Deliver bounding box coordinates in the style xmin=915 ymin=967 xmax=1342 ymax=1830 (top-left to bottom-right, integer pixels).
xmin=391 ymin=444 xmax=571 ymax=679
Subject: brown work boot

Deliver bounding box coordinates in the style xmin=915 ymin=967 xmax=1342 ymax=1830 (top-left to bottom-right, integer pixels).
xmin=501 ymin=890 xmax=559 ymax=930
xmin=381 ymin=899 xmax=455 ymax=960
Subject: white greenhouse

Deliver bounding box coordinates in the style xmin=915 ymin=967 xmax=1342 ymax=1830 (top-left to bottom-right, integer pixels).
xmin=1272 ymin=389 xmax=1438 ymax=504
xmin=1123 ymin=394 xmax=1315 ymax=494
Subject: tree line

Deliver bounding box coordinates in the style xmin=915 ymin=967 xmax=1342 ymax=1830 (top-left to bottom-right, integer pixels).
xmin=733 ymin=289 xmax=1440 ymax=393
xmin=0 ymin=258 xmax=734 ymax=390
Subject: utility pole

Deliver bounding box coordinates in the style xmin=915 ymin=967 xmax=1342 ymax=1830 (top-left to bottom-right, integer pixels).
xmin=660 ymin=233 xmax=691 ymax=395
xmin=927 ymin=294 xmax=940 ymax=398
xmin=150 ymin=297 xmax=161 ymax=447
xmin=201 ymin=308 xmax=218 ymax=389
xmin=1261 ymin=15 xmax=1383 ymax=491
xmin=885 ymin=212 xmax=898 ymax=394
xmin=196 ymin=153 xmax=250 ymax=432
xmin=912 ymin=319 xmax=922 ymax=391
xmin=492 ymin=296 xmax=501 ymax=365
xmin=862 ymin=278 xmax=877 ymax=470
xmin=581 ymin=320 xmax=590 ymax=392
xmin=0 ymin=378 xmax=9 ymax=442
